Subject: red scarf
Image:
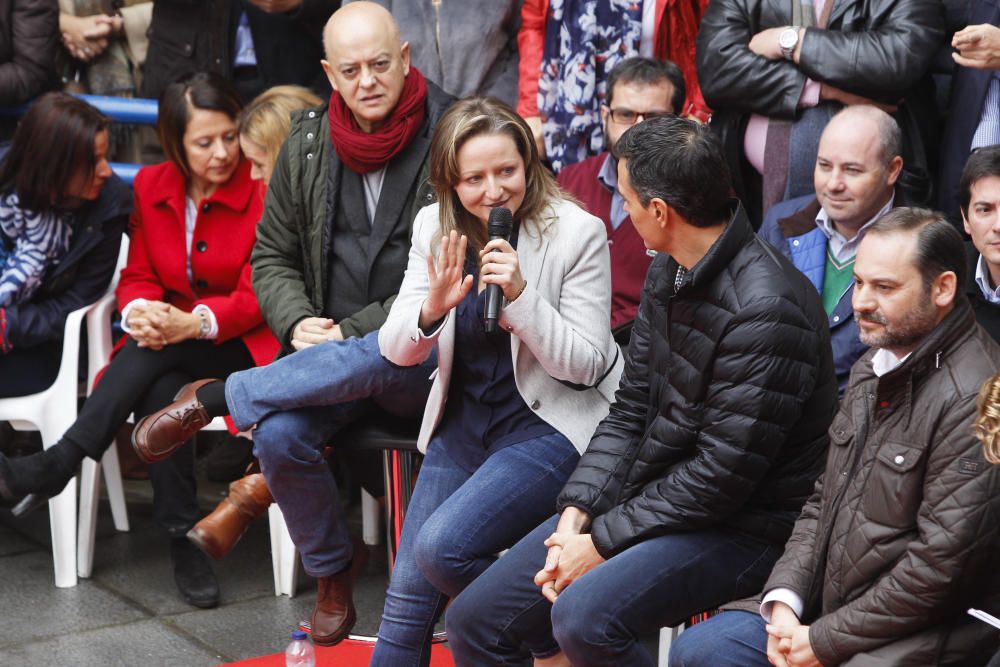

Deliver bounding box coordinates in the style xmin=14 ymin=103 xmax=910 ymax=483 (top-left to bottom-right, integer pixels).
xmin=327 ymin=67 xmax=428 ymax=174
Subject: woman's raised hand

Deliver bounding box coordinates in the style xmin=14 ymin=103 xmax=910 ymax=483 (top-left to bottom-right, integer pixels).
xmin=420 ymin=230 xmax=472 ymax=329
xmin=479 ymin=238 xmax=526 ymax=302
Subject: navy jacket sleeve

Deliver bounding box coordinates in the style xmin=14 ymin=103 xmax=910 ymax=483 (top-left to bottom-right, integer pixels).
xmin=5 ymin=214 xmax=126 ymax=350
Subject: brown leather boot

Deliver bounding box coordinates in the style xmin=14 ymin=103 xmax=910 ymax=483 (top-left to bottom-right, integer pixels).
xmin=310 ymin=539 xmax=369 ymax=646
xmin=186 ymin=472 xmax=272 ymax=560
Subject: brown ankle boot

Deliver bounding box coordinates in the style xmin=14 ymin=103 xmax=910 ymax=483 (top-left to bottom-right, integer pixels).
xmin=311 ymin=540 xmax=369 ymax=646
xmin=187 ymin=472 xmax=272 ymax=560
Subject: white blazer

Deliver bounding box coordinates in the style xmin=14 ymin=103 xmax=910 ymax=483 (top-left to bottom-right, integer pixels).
xmin=379 ymin=199 xmax=624 ymax=454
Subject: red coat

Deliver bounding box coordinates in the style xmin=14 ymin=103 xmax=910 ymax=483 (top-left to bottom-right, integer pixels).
xmin=517 ymin=0 xmax=710 ymax=121
xmin=116 ymin=159 xmax=279 ymax=367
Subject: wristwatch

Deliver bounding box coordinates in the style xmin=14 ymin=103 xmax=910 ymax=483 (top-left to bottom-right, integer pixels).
xmin=196 ymin=311 xmax=211 ymax=339
xmin=779 ymin=27 xmax=800 ymax=60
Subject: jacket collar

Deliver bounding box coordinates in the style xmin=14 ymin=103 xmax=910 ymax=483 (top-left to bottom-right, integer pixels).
xmin=776 ymin=187 xmax=912 ymax=240
xmin=966 ymin=240 xmax=994 ymax=302
xmin=858 ymin=296 xmax=976 ymax=393
xmin=675 ymin=198 xmax=753 ymax=293
xmin=776 ymin=198 xmax=824 ymax=239
xmin=146 ymin=158 xmax=258 ymax=214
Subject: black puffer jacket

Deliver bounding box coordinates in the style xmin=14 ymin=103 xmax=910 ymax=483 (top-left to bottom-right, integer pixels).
xmin=695 ymin=0 xmax=944 ymax=223
xmin=557 ymin=202 xmax=838 ymax=558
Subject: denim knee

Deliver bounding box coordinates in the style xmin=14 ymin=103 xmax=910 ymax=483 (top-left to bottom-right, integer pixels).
xmin=252 ymin=414 xmax=324 ymax=471
xmin=667 ymin=629 xmax=701 ymax=667
xmin=550 ymin=587 xmax=606 ymax=653
xmin=412 ymin=512 xmax=470 ymax=596
xmin=443 ymin=590 xmax=484 ymax=654
xmin=551 ymin=584 xmax=601 ymax=651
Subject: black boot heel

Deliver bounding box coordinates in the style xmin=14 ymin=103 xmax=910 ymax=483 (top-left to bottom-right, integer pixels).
xmin=12 ymin=492 xmax=48 ymax=517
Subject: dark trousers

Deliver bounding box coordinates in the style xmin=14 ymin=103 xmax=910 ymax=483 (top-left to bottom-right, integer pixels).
xmin=446 ymin=519 xmax=783 ymax=667
xmin=63 ymin=336 xmax=254 ymax=536
xmin=0 ymin=339 xmax=62 ymax=398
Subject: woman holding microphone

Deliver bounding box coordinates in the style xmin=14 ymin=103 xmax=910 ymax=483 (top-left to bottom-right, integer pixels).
xmin=371 ymin=97 xmax=623 ymax=666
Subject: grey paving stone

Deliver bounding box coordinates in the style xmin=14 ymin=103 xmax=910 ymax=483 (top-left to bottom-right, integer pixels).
xmin=0 ymin=619 xmax=223 ymax=667
xmin=0 ymin=522 xmax=39 ymax=556
xmin=90 ymin=505 xmax=277 ymax=615
xmin=0 ymin=552 xmax=148 ymax=648
xmin=168 ymin=592 xmax=318 ymax=661
xmin=0 ymin=473 xmax=400 ymax=666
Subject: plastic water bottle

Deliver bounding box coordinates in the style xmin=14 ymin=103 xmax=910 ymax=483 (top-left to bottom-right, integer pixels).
xmin=285 ymin=629 xmax=315 ymax=667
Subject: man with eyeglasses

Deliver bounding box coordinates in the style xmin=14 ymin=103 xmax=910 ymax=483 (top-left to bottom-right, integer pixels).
xmin=556 ymin=57 xmax=685 ymax=336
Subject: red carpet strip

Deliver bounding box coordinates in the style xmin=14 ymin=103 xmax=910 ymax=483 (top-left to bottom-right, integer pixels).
xmin=220 ymin=637 xmax=455 ymax=666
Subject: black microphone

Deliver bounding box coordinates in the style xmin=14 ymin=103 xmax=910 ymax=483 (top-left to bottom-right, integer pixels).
xmin=483 ymin=207 xmax=514 ymax=333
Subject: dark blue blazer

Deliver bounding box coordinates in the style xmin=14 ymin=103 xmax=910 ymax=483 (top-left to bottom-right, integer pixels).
xmin=939 ymin=0 xmax=1000 ymax=224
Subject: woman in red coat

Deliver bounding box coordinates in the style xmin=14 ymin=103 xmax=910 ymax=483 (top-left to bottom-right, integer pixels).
xmin=0 ymin=72 xmax=278 ymax=608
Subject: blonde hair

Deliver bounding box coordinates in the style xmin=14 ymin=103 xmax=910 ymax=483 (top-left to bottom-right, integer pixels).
xmin=975 ymin=372 xmax=1000 ymax=465
xmin=428 ymin=97 xmax=567 ymax=252
xmin=238 ymin=85 xmax=323 ymax=172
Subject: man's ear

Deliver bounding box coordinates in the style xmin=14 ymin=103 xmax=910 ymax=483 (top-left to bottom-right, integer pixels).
xmin=962 ymin=209 xmax=973 ymax=237
xmin=885 ymin=155 xmax=904 ymax=187
xmin=651 ymin=197 xmax=670 ymax=230
xmin=320 ymin=60 xmax=339 ymax=93
xmin=400 ymin=41 xmax=411 ymax=75
xmin=933 ymin=270 xmax=959 ymax=308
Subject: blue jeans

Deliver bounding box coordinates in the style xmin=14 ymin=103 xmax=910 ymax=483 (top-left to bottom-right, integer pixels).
xmin=370 ymin=433 xmax=580 ymax=667
xmin=446 ymin=519 xmax=783 ymax=667
xmin=669 ymin=611 xmax=769 ymax=667
xmin=223 ymin=330 xmax=434 ymax=577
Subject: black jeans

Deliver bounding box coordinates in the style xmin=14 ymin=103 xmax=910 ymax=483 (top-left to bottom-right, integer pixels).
xmin=63 ymin=336 xmax=254 ymax=536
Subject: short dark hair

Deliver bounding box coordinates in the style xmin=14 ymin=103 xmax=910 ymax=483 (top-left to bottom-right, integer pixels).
xmin=606 ymin=57 xmax=686 ymax=115
xmin=616 ymin=115 xmax=732 ymax=228
xmin=959 ymin=146 xmax=1000 ymax=219
xmin=866 ymin=207 xmax=968 ymax=291
xmin=157 ymin=72 xmax=243 ymax=177
xmin=0 ymin=92 xmax=108 ymax=211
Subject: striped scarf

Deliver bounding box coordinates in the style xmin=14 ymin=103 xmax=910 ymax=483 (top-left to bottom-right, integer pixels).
xmin=0 ymin=191 xmax=73 ymax=307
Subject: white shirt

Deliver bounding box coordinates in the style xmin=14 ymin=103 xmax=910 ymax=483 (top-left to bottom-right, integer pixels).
xmin=814 ymin=195 xmax=894 ymax=265
xmin=975 ymin=253 xmax=1000 ymax=305
xmin=761 ymin=346 xmax=909 ymax=622
xmin=363 ymin=167 xmax=387 ymax=224
xmin=120 ymin=197 xmax=218 ymax=338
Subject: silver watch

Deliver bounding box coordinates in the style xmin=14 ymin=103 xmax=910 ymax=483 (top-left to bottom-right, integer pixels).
xmin=197 ymin=311 xmax=211 ymax=339
xmin=779 ymin=27 xmax=799 ymax=60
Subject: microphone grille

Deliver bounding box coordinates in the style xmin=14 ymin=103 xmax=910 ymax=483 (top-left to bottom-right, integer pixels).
xmin=487 ymin=207 xmax=514 ymax=237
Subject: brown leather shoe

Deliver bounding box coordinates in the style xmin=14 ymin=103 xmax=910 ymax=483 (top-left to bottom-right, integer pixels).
xmin=132 ymin=379 xmax=218 ymax=463
xmin=310 ymin=538 xmax=369 ymax=646
xmin=187 ymin=472 xmax=273 ymax=560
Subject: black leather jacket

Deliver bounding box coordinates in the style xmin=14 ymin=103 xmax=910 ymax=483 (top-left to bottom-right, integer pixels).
xmin=140 ymin=0 xmax=338 ymax=101
xmin=557 ymin=202 xmax=839 ymax=558
xmin=696 ymin=0 xmax=945 ymax=224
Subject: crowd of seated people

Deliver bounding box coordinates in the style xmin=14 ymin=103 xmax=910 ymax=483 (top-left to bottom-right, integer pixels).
xmin=2 ymin=0 xmax=1000 ymax=665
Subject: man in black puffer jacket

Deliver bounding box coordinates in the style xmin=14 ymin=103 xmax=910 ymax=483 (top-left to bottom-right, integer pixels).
xmin=445 ymin=116 xmax=839 ymax=667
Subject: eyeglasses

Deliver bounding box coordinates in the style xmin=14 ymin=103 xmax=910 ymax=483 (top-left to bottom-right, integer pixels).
xmin=607 ymin=108 xmax=674 ymax=125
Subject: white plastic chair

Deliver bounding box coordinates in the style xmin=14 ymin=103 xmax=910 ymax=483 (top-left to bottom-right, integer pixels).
xmin=0 ymin=300 xmax=105 ymax=588
xmin=72 ymin=230 xmax=378 ymax=594
xmin=268 ymin=487 xmax=378 ymax=597
xmin=77 ymin=238 xmax=131 ymax=579
xmin=658 ymin=624 xmax=684 ymax=665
